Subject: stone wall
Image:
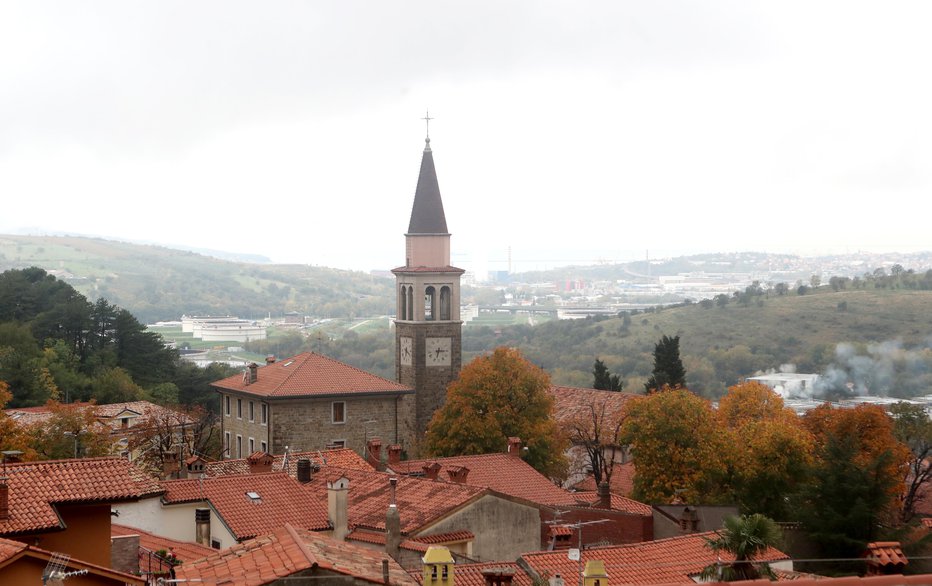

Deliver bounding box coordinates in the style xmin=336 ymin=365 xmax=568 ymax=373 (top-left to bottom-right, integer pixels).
xmin=110 ymin=534 xmax=140 ymax=575
xmin=396 ymin=321 xmax=462 ymax=435
xmin=270 ymin=394 xmax=415 ymax=457
xmin=219 ymin=392 xmax=270 ymax=458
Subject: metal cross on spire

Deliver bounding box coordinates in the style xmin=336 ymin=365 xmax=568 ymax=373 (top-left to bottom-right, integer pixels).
xmin=421 ymin=109 xmax=434 ymax=140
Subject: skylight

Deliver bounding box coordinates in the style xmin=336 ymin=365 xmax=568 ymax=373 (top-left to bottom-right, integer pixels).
xmin=246 ymin=491 xmax=261 ymax=502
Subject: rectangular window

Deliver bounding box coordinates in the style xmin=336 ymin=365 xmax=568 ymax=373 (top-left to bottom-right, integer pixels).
xmin=330 ymin=439 xmax=346 ymax=448
xmin=211 ymin=538 xmax=221 ymax=550
xmin=248 ymin=401 xmax=254 ymax=422
xmin=261 ymin=404 xmax=268 ymax=425
xmin=236 ymin=435 xmax=242 ymax=458
xmin=260 ymin=441 xmax=267 ymax=453
xmin=224 ymin=432 xmax=231 ymax=458
xmin=225 ymin=396 xmax=230 ymax=417
xmin=237 ymin=399 xmax=242 ymax=419
xmin=248 ymin=437 xmax=255 ymax=454
xmin=332 ymin=401 xmax=346 ymax=424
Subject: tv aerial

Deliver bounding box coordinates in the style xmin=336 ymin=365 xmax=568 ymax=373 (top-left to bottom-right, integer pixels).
xmin=42 ymin=552 xmax=87 ymax=586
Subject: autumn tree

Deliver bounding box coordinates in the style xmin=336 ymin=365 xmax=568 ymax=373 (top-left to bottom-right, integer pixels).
xmin=716 ymin=381 xmax=813 ymax=519
xmin=424 ymin=347 xmax=568 ymax=479
xmin=592 ymin=358 xmax=623 ymax=391
xmin=620 ymin=387 xmax=726 ymax=503
xmin=0 ymin=381 xmax=36 ymax=458
xmin=889 ymin=401 xmax=932 ymax=523
xmin=562 ymin=391 xmax=629 ymax=486
xmin=796 ymin=404 xmax=911 ymax=557
xmin=28 ymin=401 xmax=113 ymax=460
xmin=644 ymin=335 xmax=686 ymax=392
xmin=127 ymin=404 xmax=219 ymax=478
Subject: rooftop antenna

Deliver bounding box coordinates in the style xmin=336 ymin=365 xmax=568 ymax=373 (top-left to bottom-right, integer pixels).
xmin=42 ymin=552 xmax=87 ymax=585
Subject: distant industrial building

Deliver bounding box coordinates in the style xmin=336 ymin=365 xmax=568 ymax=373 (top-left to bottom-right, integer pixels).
xmin=181 ymin=315 xmax=267 ymax=343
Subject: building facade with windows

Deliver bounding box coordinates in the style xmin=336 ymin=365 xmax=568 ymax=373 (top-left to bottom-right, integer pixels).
xmin=213 ymin=353 xmax=414 ymax=458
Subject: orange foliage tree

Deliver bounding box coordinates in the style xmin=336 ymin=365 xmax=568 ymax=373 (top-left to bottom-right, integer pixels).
xmin=424 ymin=347 xmax=568 ymax=479
xmin=0 ymin=381 xmax=35 ymax=458
xmin=716 ymin=381 xmax=813 ymax=519
xmin=620 ymin=387 xmax=727 ymax=504
xmin=28 ymin=401 xmax=113 ymax=459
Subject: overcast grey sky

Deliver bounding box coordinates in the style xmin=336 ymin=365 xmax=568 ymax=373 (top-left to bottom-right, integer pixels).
xmin=2 ymin=1 xmax=930 ymax=275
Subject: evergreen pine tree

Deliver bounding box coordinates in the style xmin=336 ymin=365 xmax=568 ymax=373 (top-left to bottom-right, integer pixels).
xmin=592 ymin=358 xmax=623 ymax=391
xmin=645 ymin=334 xmax=686 ymax=392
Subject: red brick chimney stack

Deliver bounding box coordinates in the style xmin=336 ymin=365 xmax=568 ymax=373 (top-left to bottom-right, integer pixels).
xmin=387 ymin=444 xmax=403 ymax=467
xmin=507 ymin=437 xmax=523 ymax=457
xmin=247 ymin=451 xmax=273 ymax=474
xmin=265 ymin=355 xmax=277 ymax=365
xmin=367 ymin=438 xmax=383 ymax=471
xmin=447 ymin=466 xmax=469 ymax=483
xmin=0 ymin=478 xmax=9 ymax=520
xmin=597 ymin=481 xmax=611 ymax=509
xmin=422 ymin=462 xmax=441 ymax=480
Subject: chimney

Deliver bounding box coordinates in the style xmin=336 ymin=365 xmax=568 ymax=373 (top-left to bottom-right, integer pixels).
xmin=864 ymin=542 xmax=908 ymax=576
xmin=327 ymin=475 xmax=350 ymax=540
xmin=679 ymin=506 xmax=699 ymax=533
xmin=265 ymin=355 xmax=276 ymax=365
xmin=482 ymin=568 xmax=516 ymax=586
xmin=422 ymin=462 xmax=441 ymax=480
xmin=507 ymin=437 xmax=523 ymax=457
xmin=549 ymin=574 xmax=564 ymax=586
xmin=597 ymin=481 xmax=611 ymax=509
xmin=247 ymin=451 xmax=273 ymax=474
xmin=367 ymin=438 xmax=383 ymax=471
xmin=382 ymin=559 xmax=390 ymax=584
xmin=388 ymin=444 xmax=403 ymax=467
xmin=447 ymin=466 xmax=469 ymax=484
xmin=386 ymin=478 xmax=401 ymax=560
xmin=296 ymin=458 xmax=318 ymax=484
xmin=162 ymin=450 xmax=180 ymax=479
xmin=0 ymin=478 xmax=9 ymax=520
xmin=195 ymin=508 xmax=211 ymax=546
xmin=246 ymin=363 xmax=258 ymax=385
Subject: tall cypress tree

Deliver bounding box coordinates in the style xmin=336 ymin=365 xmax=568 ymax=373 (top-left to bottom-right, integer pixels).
xmin=592 ymin=358 xmax=623 ymax=391
xmin=645 ymin=335 xmax=686 ymax=392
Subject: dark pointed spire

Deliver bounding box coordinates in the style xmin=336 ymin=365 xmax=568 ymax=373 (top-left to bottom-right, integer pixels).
xmin=407 ymin=138 xmax=449 ymax=234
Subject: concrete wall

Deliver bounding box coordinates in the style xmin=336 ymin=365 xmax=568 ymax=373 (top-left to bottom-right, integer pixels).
xmin=418 ymin=494 xmax=541 ymax=563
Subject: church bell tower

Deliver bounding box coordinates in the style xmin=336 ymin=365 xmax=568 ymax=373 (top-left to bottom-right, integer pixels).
xmin=393 ymin=134 xmax=464 ymax=436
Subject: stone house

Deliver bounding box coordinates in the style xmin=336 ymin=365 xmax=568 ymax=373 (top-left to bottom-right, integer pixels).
xmin=212 ymin=352 xmax=415 ymax=458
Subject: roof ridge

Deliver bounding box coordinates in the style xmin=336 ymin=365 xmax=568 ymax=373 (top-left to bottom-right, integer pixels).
xmin=283 ymin=523 xmax=320 ymax=568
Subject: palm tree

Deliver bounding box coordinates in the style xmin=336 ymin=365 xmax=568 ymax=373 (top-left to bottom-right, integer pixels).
xmin=700 ymin=514 xmax=783 ymax=582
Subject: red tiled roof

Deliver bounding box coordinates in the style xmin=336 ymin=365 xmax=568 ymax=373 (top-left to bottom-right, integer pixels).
xmin=391 ymin=452 xmax=578 ymax=507
xmin=653 ymin=576 xmax=932 ymax=586
xmin=211 ymin=352 xmax=413 ymax=398
xmin=572 ymin=461 xmax=636 ymax=497
xmin=111 ymin=523 xmax=215 ymax=565
xmin=0 ymin=536 xmax=145 ymax=585
xmin=175 ymin=524 xmax=418 ymax=586
xmin=520 ymin=531 xmax=790 ymax=585
xmin=864 ymin=542 xmax=908 ymax=566
xmin=548 ymin=386 xmax=636 ymax=426
xmin=411 ymin=530 xmax=475 ymax=544
xmin=161 ymin=473 xmax=330 ymax=540
xmin=0 ymin=458 xmax=162 ymax=535
xmin=309 ymin=468 xmax=485 ymax=534
xmin=571 ymin=491 xmax=653 ymax=516
xmin=205 ymin=448 xmax=372 ymax=478
xmin=410 ymin=562 xmax=534 ymax=586
xmin=346 ymin=529 xmax=430 ymax=552
xmin=391 ymin=265 xmax=466 ymax=274
xmin=4 ymin=400 xmax=193 ymax=432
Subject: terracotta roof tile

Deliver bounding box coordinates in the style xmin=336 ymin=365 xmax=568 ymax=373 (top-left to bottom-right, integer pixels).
xmin=205 ymin=448 xmax=372 ymax=478
xmin=653 ymin=575 xmax=932 ymax=586
xmin=572 ymin=461 xmax=636 ymax=497
xmin=0 ymin=535 xmax=145 ymax=585
xmin=0 ymin=458 xmax=162 ymax=535
xmin=864 ymin=542 xmax=908 ymax=567
xmin=4 ymin=401 xmax=194 ymax=432
xmin=161 ymin=473 xmax=329 ymax=540
xmin=570 ymin=491 xmax=653 ymax=516
xmin=548 ymin=386 xmax=636 ymax=426
xmin=411 ymin=530 xmax=475 ymax=544
xmin=520 ymin=531 xmax=789 ymax=585
xmin=391 ymin=452 xmax=578 ymax=507
xmin=176 ymin=524 xmax=418 ymax=586
xmin=346 ymin=529 xmax=430 ymax=552
xmin=309 ymin=468 xmax=485 ymax=534
xmin=410 ymin=561 xmax=534 ymax=586
xmin=211 ymin=352 xmax=413 ymax=398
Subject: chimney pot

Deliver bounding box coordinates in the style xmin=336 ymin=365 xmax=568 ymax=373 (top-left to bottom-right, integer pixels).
xmin=388 ymin=444 xmax=403 ymax=466
xmin=597 ymin=481 xmax=611 ymax=509
xmin=422 ymin=462 xmax=441 ymax=480
xmin=0 ymin=479 xmax=9 ymax=521
xmin=265 ymin=355 xmax=276 ymax=365
xmin=507 ymin=437 xmax=523 ymax=457
xmin=447 ymin=466 xmax=469 ymax=483
xmin=246 ymin=363 xmax=259 ymax=384
xmin=296 ymin=459 xmax=315 ymax=483
xmin=367 ymin=438 xmax=383 ymax=471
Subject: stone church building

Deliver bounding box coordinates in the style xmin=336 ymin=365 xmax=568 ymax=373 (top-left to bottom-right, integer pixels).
xmin=215 ymin=135 xmax=463 ymax=457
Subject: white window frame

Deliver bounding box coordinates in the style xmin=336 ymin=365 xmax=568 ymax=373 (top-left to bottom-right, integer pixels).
xmin=260 ymin=440 xmax=267 ymax=453
xmin=330 ymin=439 xmax=346 ymax=448
xmin=331 ymin=401 xmax=346 ymax=424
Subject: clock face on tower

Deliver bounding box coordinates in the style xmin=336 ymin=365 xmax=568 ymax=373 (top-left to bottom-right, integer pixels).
xmin=400 ymin=336 xmax=413 ymax=366
xmin=425 ymin=337 xmax=452 ymax=367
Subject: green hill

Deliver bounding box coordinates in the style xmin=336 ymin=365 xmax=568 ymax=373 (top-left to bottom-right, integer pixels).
xmin=0 ymin=235 xmax=394 ymax=323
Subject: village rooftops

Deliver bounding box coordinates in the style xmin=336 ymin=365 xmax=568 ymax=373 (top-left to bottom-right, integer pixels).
xmin=111 ymin=523 xmax=215 ymax=564
xmin=211 ymin=351 xmax=413 ymax=399
xmin=4 ymin=400 xmax=194 ymax=431
xmin=0 ymin=536 xmax=145 ymax=586
xmin=519 ymin=531 xmax=790 ymax=585
xmin=547 ymin=385 xmax=637 ymax=425
xmin=0 ymin=457 xmax=162 ymax=536
xmin=391 ymin=452 xmax=580 ymax=507
xmin=175 ymin=523 xmax=418 ymax=586
xmin=204 ymin=447 xmax=373 ymax=478
xmin=161 ymin=472 xmax=330 ymax=540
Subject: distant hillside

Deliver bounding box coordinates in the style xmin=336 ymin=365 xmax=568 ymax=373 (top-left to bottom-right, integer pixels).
xmin=476 ymin=284 xmax=932 ymax=398
xmin=0 ymin=235 xmax=394 ymax=323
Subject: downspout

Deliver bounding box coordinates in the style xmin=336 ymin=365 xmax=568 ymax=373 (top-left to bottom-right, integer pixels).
xmin=394 ymin=395 xmax=399 ymax=444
